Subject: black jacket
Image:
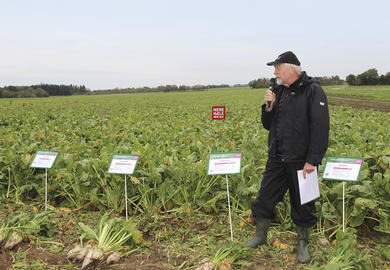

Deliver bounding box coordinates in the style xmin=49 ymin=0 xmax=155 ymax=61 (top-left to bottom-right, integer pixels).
xmin=261 ymin=72 xmax=329 ymax=165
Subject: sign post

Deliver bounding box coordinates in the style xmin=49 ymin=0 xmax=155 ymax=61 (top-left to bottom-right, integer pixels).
xmin=322 ymin=156 xmax=364 ymax=232
xmin=108 ymin=154 xmax=139 ymax=221
xmin=30 ymin=150 xmax=60 ymax=211
xmin=207 ymin=152 xmax=242 ymax=241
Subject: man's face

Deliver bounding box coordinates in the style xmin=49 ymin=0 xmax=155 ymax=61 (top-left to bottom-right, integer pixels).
xmin=274 ymin=64 xmax=291 ymax=86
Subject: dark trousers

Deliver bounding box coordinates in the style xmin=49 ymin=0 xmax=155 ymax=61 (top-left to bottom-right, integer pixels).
xmin=251 ymin=157 xmax=317 ymax=228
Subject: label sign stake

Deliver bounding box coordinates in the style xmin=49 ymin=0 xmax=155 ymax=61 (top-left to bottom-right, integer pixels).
xmin=322 ymin=156 xmax=364 ymax=232
xmin=225 ymin=174 xmax=233 ymax=242
xmin=45 ymin=169 xmax=48 ymax=211
xmin=30 ymin=150 xmax=59 ymax=211
xmin=208 ymin=152 xmax=242 ymax=176
xmin=30 ymin=151 xmax=59 ymax=169
xmin=108 ymin=154 xmax=139 ymax=175
xmin=108 ymin=154 xmax=139 ymax=221
xmin=323 ymin=156 xmax=363 ymax=182
xmin=208 ymin=152 xmax=242 ymax=241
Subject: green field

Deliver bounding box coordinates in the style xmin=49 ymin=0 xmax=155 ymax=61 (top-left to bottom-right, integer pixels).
xmin=0 ymin=87 xmax=389 ymax=269
xmin=323 ymin=85 xmax=390 ymax=100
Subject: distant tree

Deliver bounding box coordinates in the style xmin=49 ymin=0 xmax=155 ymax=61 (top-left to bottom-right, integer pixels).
xmin=156 ymin=85 xmax=167 ymax=92
xmin=248 ymin=80 xmax=256 ymax=88
xmin=380 ymin=72 xmax=390 ymax=85
xmin=346 ymin=74 xmax=359 ymax=85
xmin=356 ymin=68 xmax=379 ymax=85
xmin=33 ymin=88 xmax=49 ymax=97
xmin=346 ymin=68 xmax=390 ymax=85
xmin=17 ymin=87 xmax=35 ymax=98
xmin=314 ymin=75 xmax=344 ymax=85
xmin=378 ymin=75 xmax=385 ymax=85
xmin=248 ymin=78 xmax=270 ymax=88
xmin=33 ymin=84 xmax=89 ymax=96
xmin=192 ymin=85 xmax=207 ymax=90
xmin=1 ymin=89 xmax=17 ymax=98
xmin=7 ymin=86 xmax=17 ymax=92
xmin=0 ymin=84 xmax=88 ymax=98
xmin=179 ymin=85 xmax=189 ymax=91
xmin=208 ymin=84 xmax=229 ymax=89
xmin=166 ymin=85 xmax=178 ymax=92
xmin=90 ymin=83 xmax=228 ymax=95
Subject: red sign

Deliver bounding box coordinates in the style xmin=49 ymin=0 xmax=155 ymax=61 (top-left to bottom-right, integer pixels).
xmin=212 ymin=106 xmax=225 ymax=120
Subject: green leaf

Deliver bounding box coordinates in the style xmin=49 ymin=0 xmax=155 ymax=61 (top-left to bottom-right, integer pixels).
xmin=353 ymin=197 xmax=377 ymax=210
xmin=381 ymin=246 xmax=390 ymax=260
xmin=382 ymin=156 xmax=390 ymax=166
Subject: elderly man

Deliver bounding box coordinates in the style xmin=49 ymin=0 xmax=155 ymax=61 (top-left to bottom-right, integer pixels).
xmin=246 ymin=51 xmax=329 ymax=264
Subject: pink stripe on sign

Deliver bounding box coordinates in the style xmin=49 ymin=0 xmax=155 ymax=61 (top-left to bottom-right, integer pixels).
xmin=116 ymin=163 xmax=130 ymax=165
xmin=133 ymin=156 xmax=138 ymax=160
xmin=235 ymin=153 xmax=241 ymax=158
xmin=355 ymin=159 xmax=362 ymax=164
xmin=334 ymin=167 xmax=352 ymax=170
xmin=215 ymin=162 xmax=235 ymax=165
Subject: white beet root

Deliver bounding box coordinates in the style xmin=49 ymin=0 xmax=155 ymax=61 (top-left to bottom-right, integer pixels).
xmin=81 ymin=246 xmax=104 ymax=270
xmin=67 ymin=245 xmax=82 ymax=260
xmin=76 ymin=245 xmax=92 ymax=262
xmin=106 ymin=251 xmax=121 ymax=265
xmin=4 ymin=232 xmax=23 ymax=250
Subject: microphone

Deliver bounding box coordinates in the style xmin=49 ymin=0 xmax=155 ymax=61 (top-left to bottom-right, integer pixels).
xmin=267 ymin=78 xmax=276 ymax=109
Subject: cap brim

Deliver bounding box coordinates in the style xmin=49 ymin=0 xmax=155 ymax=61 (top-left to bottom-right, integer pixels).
xmin=266 ymin=60 xmax=281 ymax=66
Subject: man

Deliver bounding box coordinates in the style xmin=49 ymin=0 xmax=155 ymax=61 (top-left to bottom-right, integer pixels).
xmin=245 ymin=51 xmax=329 ymax=264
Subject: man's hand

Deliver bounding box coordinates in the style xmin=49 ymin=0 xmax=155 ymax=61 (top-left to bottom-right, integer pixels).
xmin=302 ymin=162 xmax=315 ymax=179
xmin=264 ymin=90 xmax=276 ymax=111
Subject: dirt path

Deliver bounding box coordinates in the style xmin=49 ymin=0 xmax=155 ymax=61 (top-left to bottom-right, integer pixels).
xmin=327 ymin=95 xmax=390 ymax=112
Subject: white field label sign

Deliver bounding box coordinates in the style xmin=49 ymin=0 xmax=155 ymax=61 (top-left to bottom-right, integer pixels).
xmin=108 ymin=154 xmax=139 ymax=175
xmin=208 ymin=152 xmax=242 ymax=175
xmin=323 ymin=156 xmax=363 ymax=182
xmin=30 ymin=151 xmax=59 ymax=169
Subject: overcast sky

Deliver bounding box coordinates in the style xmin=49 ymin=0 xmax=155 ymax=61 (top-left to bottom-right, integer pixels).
xmin=1 ymin=0 xmax=389 ymax=90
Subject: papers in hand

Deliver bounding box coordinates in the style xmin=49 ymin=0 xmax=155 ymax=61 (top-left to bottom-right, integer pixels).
xmin=297 ymin=167 xmax=320 ymax=205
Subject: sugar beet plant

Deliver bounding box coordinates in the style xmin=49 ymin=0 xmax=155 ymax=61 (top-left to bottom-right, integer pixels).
xmin=0 ymin=89 xmax=389 ymax=237
xmin=0 ymin=211 xmax=54 ymax=250
xmin=67 ymin=212 xmax=142 ymax=269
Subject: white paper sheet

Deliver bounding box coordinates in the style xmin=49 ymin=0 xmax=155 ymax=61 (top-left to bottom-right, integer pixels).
xmin=297 ymin=167 xmax=320 ymax=205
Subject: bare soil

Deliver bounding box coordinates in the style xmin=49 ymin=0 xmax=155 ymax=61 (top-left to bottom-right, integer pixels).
xmin=0 ymin=242 xmax=189 ymax=270
xmin=327 ymin=95 xmax=390 ymax=112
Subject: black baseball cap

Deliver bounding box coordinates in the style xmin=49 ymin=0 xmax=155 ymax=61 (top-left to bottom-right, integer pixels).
xmin=267 ymin=51 xmax=300 ymax=66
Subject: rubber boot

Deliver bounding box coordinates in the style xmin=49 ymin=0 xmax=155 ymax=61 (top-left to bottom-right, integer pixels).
xmin=245 ymin=218 xmax=271 ymax=248
xmin=296 ymin=226 xmax=311 ymax=263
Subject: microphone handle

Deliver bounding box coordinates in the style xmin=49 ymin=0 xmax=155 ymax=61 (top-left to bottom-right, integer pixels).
xmin=267 ymin=78 xmax=276 ymax=109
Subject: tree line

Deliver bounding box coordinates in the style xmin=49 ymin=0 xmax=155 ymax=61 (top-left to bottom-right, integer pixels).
xmin=248 ymin=75 xmax=344 ymax=89
xmin=3 ymin=69 xmax=389 ymax=98
xmin=346 ymin=68 xmax=390 ymax=85
xmin=0 ymin=83 xmax=232 ymax=98
xmin=0 ymin=84 xmax=89 ymax=98
xmin=91 ymin=84 xmax=231 ymax=95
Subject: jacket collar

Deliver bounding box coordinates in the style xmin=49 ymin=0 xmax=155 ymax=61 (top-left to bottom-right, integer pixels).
xmin=289 ymin=71 xmax=306 ymax=89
